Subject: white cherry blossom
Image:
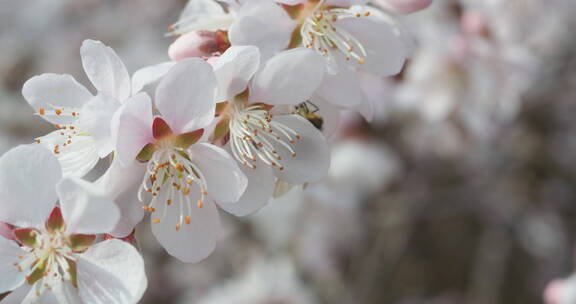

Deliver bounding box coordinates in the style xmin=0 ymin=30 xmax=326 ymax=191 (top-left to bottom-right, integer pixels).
xmin=22 ymin=39 xmax=152 ymax=178
xmin=0 ymin=144 xmax=146 ymax=304
xmin=113 ymin=59 xmax=248 ymax=263
xmin=209 ymin=45 xmax=330 ymax=215
xmin=226 ymin=0 xmax=407 ymax=125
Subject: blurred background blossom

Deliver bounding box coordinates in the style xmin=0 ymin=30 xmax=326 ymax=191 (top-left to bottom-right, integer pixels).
xmin=2 ymin=0 xmax=576 ymax=303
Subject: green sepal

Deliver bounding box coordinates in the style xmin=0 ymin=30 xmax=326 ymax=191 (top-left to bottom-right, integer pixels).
xmin=136 ymin=143 xmax=156 ymax=163
xmin=13 ymin=228 xmax=38 ymax=248
xmin=152 ymin=117 xmax=173 ymax=140
xmin=46 ymin=207 xmax=65 ymax=233
xmin=27 ymin=258 xmax=48 ymax=285
xmin=174 ymin=129 xmax=204 ymax=149
xmin=66 ymin=258 xmax=78 ymax=287
xmin=69 ymin=234 xmax=96 ymax=253
xmin=211 ymin=118 xmax=230 ymax=142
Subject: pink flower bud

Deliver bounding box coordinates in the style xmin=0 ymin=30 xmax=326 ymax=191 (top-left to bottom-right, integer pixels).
xmin=374 ymin=0 xmax=433 ymax=14
xmin=461 ymin=10 xmax=488 ymax=36
xmin=544 ymin=279 xmax=564 ymax=304
xmin=168 ymin=30 xmax=230 ymax=61
xmin=0 ymin=221 xmax=15 ymax=240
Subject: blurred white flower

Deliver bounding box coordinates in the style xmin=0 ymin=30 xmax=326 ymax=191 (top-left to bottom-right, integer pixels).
xmin=545 ymin=275 xmax=576 ymax=304
xmin=195 ymin=257 xmax=317 ymax=304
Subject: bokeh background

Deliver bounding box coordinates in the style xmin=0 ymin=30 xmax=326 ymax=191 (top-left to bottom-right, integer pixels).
xmin=2 ymin=0 xmax=576 ymax=303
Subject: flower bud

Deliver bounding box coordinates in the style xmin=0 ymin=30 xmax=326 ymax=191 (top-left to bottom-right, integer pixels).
xmin=168 ymin=30 xmax=230 ymax=61
xmin=460 ymin=10 xmax=488 ymax=36
xmin=0 ymin=221 xmax=15 ymax=240
xmin=374 ymin=0 xmax=433 ymax=15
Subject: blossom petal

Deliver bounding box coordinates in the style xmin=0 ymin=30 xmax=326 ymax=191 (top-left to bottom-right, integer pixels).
xmin=77 ymin=239 xmax=147 ymax=304
xmin=0 ymin=237 xmax=26 ymax=293
xmin=171 ymin=0 xmax=232 ymax=34
xmin=22 ymin=73 xmax=92 ymax=125
xmin=77 ymin=94 xmax=121 ymax=158
xmin=308 ymin=96 xmax=341 ymax=137
xmin=152 ymin=194 xmax=220 ymax=263
xmin=212 ymin=46 xmax=260 ymax=103
xmin=218 ymin=160 xmax=274 ymax=216
xmin=0 ymin=145 xmax=61 ymax=228
xmin=315 ymin=65 xmax=363 ymax=108
xmin=250 ymin=48 xmax=325 ymax=105
xmin=275 ymin=0 xmax=307 ymax=4
xmin=52 ymin=281 xmax=83 ymax=304
xmin=374 ymin=0 xmax=433 ymax=14
xmin=21 ymin=286 xmax=60 ymax=304
xmin=229 ymin=0 xmax=296 ymax=60
xmin=272 ymin=115 xmax=330 ymax=184
xmin=326 ymin=0 xmax=370 ymax=5
xmin=114 ymin=92 xmax=154 ymax=166
xmin=131 ymin=62 xmax=176 ymax=95
xmin=188 ymin=143 xmax=247 ymax=205
xmin=37 ymin=130 xmax=99 ymax=178
xmin=155 ymin=59 xmax=217 ymax=134
xmin=2 ymin=285 xmax=30 ymax=304
xmin=56 ymin=177 xmax=120 ymax=235
xmin=335 ymin=17 xmax=406 ymax=76
xmin=80 ymin=39 xmax=131 ymax=101
xmin=96 ymin=158 xmax=146 ymax=238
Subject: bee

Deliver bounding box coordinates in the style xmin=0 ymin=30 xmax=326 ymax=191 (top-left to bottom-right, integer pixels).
xmin=294 ymin=101 xmax=324 ymax=131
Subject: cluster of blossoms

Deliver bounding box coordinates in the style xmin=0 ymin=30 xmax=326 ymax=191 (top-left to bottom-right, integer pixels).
xmin=0 ymin=0 xmax=432 ymax=302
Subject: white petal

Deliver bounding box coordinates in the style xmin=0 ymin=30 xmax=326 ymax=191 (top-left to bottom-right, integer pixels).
xmin=171 ymin=0 xmax=232 ymax=34
xmin=357 ymin=71 xmax=389 ymax=122
xmin=77 ymin=239 xmax=147 ymax=304
xmin=155 ymin=59 xmax=217 ymax=134
xmin=315 ymin=64 xmax=363 ymax=108
xmin=0 ymin=237 xmax=26 ymax=293
xmin=0 ymin=145 xmax=61 ymax=228
xmin=57 ymin=177 xmax=120 ymax=235
xmin=229 ymin=0 xmax=296 ymax=60
xmin=188 ymin=143 xmax=247 ymax=205
xmin=1 ymin=285 xmax=30 ymax=304
xmin=52 ymin=281 xmax=82 ymax=304
xmin=21 ymin=285 xmax=60 ymax=304
xmin=77 ymin=94 xmax=121 ymax=158
xmin=81 ymin=40 xmax=131 ymax=101
xmin=250 ymin=48 xmax=325 ymax=105
xmin=152 ymin=194 xmax=220 ymax=263
xmin=38 ymin=130 xmax=99 ymax=178
xmin=272 ymin=115 xmax=330 ymax=184
xmin=131 ymin=61 xmax=176 ymax=95
xmin=113 ymin=93 xmax=154 ymax=167
xmin=308 ymin=96 xmax=341 ymax=138
xmin=212 ymin=46 xmax=260 ymax=102
xmin=275 ymin=0 xmax=307 ymax=4
xmin=95 ymin=158 xmax=146 ymax=238
xmin=326 ymin=0 xmax=370 ymax=5
xmin=22 ymin=73 xmax=92 ymax=125
xmin=218 ymin=159 xmax=274 ymax=216
xmin=335 ymin=16 xmax=406 ymax=76
xmin=373 ymin=0 xmax=432 ymax=14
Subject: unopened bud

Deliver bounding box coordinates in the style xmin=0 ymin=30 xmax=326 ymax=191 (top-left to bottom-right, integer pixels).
xmin=168 ymin=30 xmax=230 ymax=61
xmin=460 ymin=10 xmax=488 ymax=36
xmin=0 ymin=222 xmax=15 ymax=240
xmin=373 ymin=0 xmax=433 ymax=15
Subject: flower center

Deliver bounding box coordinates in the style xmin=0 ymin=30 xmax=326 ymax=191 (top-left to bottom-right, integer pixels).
xmin=14 ymin=230 xmax=76 ymax=297
xmin=300 ymin=2 xmax=370 ymax=65
xmin=139 ymin=146 xmax=208 ymax=231
xmin=228 ymin=103 xmax=301 ymax=170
